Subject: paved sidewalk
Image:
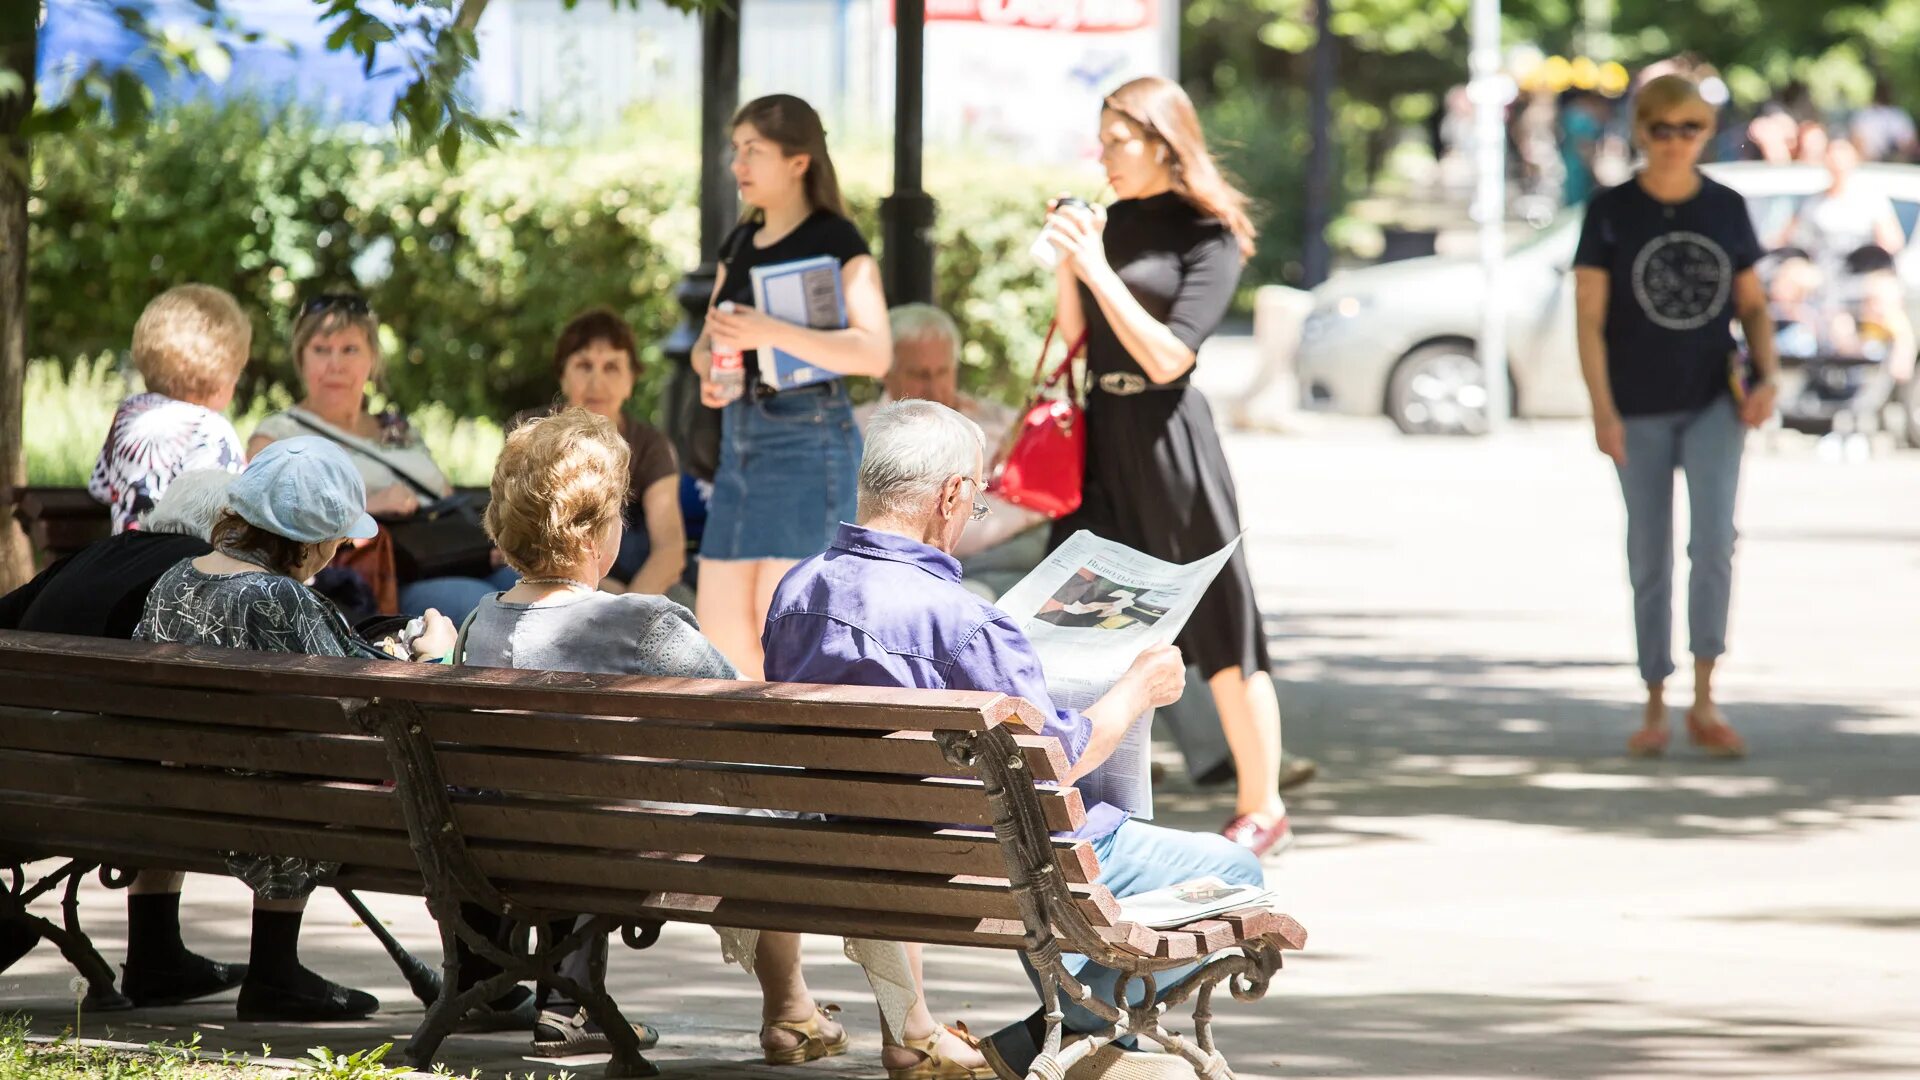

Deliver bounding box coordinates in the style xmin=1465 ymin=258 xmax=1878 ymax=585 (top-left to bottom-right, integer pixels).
xmin=7 ymin=417 xmax=1919 ymax=1079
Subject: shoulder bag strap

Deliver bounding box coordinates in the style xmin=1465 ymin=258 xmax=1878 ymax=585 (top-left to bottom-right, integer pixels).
xmin=284 ymin=410 xmax=446 ymax=503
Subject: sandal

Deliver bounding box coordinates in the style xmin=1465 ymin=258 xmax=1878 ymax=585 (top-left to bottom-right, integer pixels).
xmin=1686 ymin=711 xmax=1746 ymax=758
xmin=762 ymin=1003 xmax=849 ymax=1065
xmin=887 ymin=1021 xmax=997 ymax=1080
xmin=1626 ymin=724 xmax=1670 ymax=758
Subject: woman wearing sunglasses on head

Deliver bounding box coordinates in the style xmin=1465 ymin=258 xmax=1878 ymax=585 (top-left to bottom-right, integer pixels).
xmin=248 ymin=294 xmax=518 ymax=620
xmin=1573 ymin=75 xmax=1780 ymax=760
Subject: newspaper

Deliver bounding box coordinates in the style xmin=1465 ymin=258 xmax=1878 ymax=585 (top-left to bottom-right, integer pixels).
xmin=748 ymin=255 xmax=847 ymax=391
xmin=994 ymin=530 xmax=1243 ymax=820
xmin=1115 ymin=876 xmax=1276 ymax=930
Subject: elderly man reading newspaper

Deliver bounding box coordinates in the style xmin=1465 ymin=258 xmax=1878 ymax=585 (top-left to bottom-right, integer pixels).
xmin=762 ymin=399 xmax=1266 ymax=1080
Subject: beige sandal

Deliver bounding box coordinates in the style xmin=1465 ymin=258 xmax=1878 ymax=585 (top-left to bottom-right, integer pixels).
xmin=887 ymin=1021 xmax=997 ymax=1080
xmin=762 ymin=1003 xmax=850 ymax=1065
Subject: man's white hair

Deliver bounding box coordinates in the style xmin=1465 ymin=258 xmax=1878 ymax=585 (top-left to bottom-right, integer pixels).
xmin=139 ymin=469 xmax=234 ymax=540
xmin=858 ymin=399 xmax=985 ymax=523
xmin=888 ymin=303 xmax=959 ymax=349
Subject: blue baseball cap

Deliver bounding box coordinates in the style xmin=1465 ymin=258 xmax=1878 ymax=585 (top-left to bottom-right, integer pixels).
xmin=228 ymin=436 xmax=380 ymax=543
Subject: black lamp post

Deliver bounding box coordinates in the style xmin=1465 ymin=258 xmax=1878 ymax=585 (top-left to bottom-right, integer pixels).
xmin=880 ymin=0 xmax=936 ymax=304
xmin=660 ymin=5 xmax=741 ymax=461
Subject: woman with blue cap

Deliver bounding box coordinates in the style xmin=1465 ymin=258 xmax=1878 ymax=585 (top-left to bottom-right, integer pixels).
xmin=135 ymin=435 xmax=457 ymax=1021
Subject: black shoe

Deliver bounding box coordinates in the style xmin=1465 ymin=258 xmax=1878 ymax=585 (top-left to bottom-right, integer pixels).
xmin=1278 ymin=756 xmax=1320 ymax=793
xmin=0 ymin=920 xmax=41 ymax=974
xmin=455 ymin=985 xmax=539 ymax=1033
xmin=122 ymin=952 xmax=248 ymax=1007
xmin=236 ymin=974 xmax=379 ymax=1022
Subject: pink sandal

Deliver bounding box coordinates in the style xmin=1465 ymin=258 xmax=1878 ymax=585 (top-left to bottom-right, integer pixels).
xmin=1686 ymin=712 xmax=1746 ymax=758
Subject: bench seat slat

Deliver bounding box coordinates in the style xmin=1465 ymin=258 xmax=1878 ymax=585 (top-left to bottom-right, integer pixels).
xmin=0 ymin=711 xmax=1086 ymax=830
xmin=0 ymin=750 xmax=1100 ymax=882
xmin=0 ymin=631 xmax=1047 ymax=734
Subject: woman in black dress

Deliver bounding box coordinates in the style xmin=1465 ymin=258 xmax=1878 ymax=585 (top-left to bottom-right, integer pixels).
xmin=1041 ymin=75 xmax=1290 ymax=855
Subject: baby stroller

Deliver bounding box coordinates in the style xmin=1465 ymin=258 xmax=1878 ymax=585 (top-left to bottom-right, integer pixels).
xmin=1763 ymin=244 xmax=1913 ymax=439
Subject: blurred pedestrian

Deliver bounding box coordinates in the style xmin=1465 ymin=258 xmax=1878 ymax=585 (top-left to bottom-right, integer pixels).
xmin=1850 ymin=80 xmax=1916 ymax=163
xmin=1037 ymin=75 xmax=1292 ymax=853
xmin=1572 ymin=75 xmax=1781 ymax=759
xmin=1777 ymin=135 xmax=1905 ymax=278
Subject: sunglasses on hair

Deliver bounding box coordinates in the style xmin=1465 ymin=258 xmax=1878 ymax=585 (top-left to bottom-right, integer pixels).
xmin=1648 ymin=121 xmax=1708 ymax=142
xmin=300 ymin=293 xmax=374 ymax=319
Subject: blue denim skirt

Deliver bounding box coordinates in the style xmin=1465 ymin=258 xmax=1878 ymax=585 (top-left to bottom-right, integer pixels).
xmin=701 ymin=381 xmax=859 ymax=561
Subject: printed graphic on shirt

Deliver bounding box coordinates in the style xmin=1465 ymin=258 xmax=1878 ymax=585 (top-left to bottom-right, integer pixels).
xmin=1630 ymin=230 xmax=1732 ymax=331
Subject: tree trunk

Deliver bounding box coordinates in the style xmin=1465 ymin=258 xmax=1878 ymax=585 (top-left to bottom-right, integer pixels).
xmin=0 ymin=8 xmax=36 ymax=591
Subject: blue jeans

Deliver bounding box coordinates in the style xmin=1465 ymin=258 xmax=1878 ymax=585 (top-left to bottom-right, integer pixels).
xmin=985 ymin=819 xmax=1265 ymax=1075
xmin=702 ymin=382 xmax=859 ymax=561
xmin=398 ymin=566 xmax=521 ymax=621
xmin=1617 ymin=397 xmax=1746 ymax=684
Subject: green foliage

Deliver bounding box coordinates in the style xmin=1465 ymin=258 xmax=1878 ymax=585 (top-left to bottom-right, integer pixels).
xmin=27 ymin=100 xmax=1077 ymax=443
xmin=21 ymin=357 xmax=502 ymax=487
xmin=1200 ymin=86 xmax=1321 ymax=292
xmin=300 ymin=1043 xmax=410 ymax=1079
xmin=0 ymin=1018 xmax=278 ymax=1078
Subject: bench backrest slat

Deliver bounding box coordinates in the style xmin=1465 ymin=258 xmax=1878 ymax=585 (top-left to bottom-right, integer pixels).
xmin=0 ymin=631 xmax=1047 ymax=733
xmin=0 ymin=750 xmax=1100 ymax=883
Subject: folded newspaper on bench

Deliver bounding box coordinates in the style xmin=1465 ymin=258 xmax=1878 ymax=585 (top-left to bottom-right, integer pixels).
xmin=1116 ymin=876 xmax=1277 ymax=930
xmin=994 ymin=530 xmax=1243 ymax=820
xmin=748 ymin=255 xmax=847 ymax=392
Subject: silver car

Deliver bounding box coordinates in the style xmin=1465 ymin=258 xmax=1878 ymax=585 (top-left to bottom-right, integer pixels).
xmin=1295 ymin=161 xmax=1920 ymax=438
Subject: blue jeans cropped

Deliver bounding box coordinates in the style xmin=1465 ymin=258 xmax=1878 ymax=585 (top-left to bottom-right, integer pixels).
xmin=985 ymin=819 xmax=1265 ymax=1075
xmin=702 ymin=382 xmax=859 ymax=561
xmin=1616 ymin=396 xmax=1746 ymax=685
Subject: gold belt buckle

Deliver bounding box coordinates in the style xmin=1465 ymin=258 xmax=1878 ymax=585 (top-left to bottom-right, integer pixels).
xmin=1097 ymin=372 xmax=1148 ymax=396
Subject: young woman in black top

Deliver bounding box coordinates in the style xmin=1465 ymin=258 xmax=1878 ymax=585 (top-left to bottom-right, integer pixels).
xmin=1040 ymin=76 xmax=1292 ymax=856
xmin=1573 ymin=75 xmax=1779 ymax=759
xmin=692 ymin=95 xmax=891 ymax=681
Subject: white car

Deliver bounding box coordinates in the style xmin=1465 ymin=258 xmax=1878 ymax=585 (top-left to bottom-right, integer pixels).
xmin=1296 ymin=161 xmax=1920 ymax=437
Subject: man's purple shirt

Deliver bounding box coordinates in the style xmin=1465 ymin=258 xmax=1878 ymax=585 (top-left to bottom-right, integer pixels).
xmin=762 ymin=523 xmax=1126 ymax=840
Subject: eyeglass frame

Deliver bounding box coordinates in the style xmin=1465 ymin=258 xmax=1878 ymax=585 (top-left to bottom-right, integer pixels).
xmin=1645 ymin=120 xmax=1708 ymax=142
xmin=952 ymin=475 xmax=991 ymax=522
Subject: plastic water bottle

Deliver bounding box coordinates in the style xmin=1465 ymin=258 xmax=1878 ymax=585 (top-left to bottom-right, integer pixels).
xmin=708 ymin=301 xmax=745 ymax=405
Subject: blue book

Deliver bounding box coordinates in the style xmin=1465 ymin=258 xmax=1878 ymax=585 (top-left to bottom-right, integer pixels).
xmin=748 ymin=255 xmax=847 ymax=391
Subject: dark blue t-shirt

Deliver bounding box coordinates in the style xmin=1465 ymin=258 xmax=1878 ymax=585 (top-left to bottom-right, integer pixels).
xmin=1573 ymin=174 xmax=1762 ymax=416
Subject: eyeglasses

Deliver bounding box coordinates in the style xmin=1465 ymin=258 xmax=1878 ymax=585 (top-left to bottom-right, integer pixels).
xmin=1647 ymin=121 xmax=1708 ymax=142
xmin=956 ymin=476 xmax=991 ymax=522
xmin=300 ymin=293 xmax=374 ymax=319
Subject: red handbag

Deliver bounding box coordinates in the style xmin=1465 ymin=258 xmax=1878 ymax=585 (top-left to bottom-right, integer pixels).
xmin=990 ymin=323 xmax=1088 ymax=519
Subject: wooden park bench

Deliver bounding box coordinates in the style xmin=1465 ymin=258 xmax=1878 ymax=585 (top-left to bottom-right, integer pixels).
xmin=0 ymin=629 xmax=1307 ymax=1079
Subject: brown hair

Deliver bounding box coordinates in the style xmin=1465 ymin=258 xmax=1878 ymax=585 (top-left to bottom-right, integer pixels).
xmin=131 ymin=284 xmax=252 ymax=402
xmin=485 ymin=408 xmax=631 ymax=579
xmin=291 ymin=300 xmax=383 ymax=382
xmin=551 ymin=307 xmax=639 ymax=381
xmin=207 ymin=510 xmax=325 ymax=579
xmin=1103 ymin=76 xmax=1257 ymax=259
xmin=732 ymin=94 xmax=850 ymax=219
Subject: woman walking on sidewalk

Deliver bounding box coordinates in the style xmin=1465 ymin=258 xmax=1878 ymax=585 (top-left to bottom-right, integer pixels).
xmin=1573 ymin=75 xmax=1780 ymax=758
xmin=1037 ymin=76 xmax=1292 ymax=855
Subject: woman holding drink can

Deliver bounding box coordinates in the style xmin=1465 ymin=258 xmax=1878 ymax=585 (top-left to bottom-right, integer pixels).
xmin=692 ymin=94 xmax=892 ymax=680
xmin=1037 ymin=76 xmax=1294 ymax=855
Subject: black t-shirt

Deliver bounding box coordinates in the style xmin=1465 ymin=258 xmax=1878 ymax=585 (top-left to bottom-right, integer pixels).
xmin=0 ymin=530 xmax=211 ymax=639
xmin=1573 ymin=175 xmax=1762 ymax=416
xmin=716 ymin=210 xmax=871 ymax=385
xmin=1081 ymin=192 xmax=1241 ymax=386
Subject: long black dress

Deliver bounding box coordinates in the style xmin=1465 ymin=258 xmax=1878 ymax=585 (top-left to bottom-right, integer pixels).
xmin=1049 ymin=191 xmax=1270 ymax=679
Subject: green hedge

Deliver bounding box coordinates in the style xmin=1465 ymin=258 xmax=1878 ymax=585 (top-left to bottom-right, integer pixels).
xmin=28 ymin=100 xmax=1077 ymax=429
